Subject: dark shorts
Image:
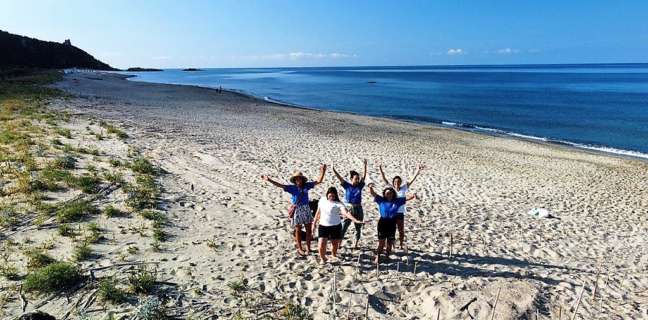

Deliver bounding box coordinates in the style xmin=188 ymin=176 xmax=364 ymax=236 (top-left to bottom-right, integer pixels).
xmin=318 ymin=224 xmax=342 ymax=240
xmin=394 ymin=213 xmax=404 ymax=221
xmin=377 ymin=218 xmax=397 ymax=240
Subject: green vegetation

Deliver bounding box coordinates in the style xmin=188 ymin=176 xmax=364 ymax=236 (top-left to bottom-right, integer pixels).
xmin=23 ymin=262 xmax=83 ymax=293
xmin=84 ymin=222 xmax=102 ymax=243
xmin=56 ymin=200 xmax=99 ymax=223
xmin=130 ymin=157 xmax=156 ymax=175
xmin=73 ymin=242 xmax=93 ymax=261
xmin=98 ymin=277 xmax=127 ymax=303
xmin=279 ymin=302 xmax=312 ymax=320
xmin=128 ymin=267 xmax=156 ymax=294
xmin=57 ymin=223 xmax=75 ymax=237
xmin=103 ymin=205 xmax=126 ymax=218
xmin=52 ymin=154 xmax=77 ymax=169
xmin=125 ymin=175 xmax=160 ymax=210
xmin=100 ymin=121 xmax=128 ymax=139
xmin=24 ymin=248 xmax=57 ymax=270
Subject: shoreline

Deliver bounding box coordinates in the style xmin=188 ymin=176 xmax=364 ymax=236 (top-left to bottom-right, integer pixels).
xmin=121 ymin=72 xmax=648 ymax=163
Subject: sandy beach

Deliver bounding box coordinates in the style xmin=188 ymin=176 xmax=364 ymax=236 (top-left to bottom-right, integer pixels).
xmin=3 ymin=71 xmax=647 ymax=319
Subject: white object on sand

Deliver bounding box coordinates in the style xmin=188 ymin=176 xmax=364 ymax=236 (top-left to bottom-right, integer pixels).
xmin=527 ymin=208 xmax=551 ymax=218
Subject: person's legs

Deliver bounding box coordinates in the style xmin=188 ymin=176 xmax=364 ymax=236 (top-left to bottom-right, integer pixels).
xmin=341 ymin=218 xmax=352 ymax=243
xmin=294 ymin=225 xmax=305 ymax=255
xmin=352 ymin=207 xmax=364 ymax=249
xmin=374 ymin=239 xmax=385 ymax=264
xmin=305 ymin=223 xmax=312 ymax=252
xmin=396 ymin=217 xmax=405 ymax=249
xmin=332 ymin=240 xmax=340 ymax=258
xmin=318 ymin=238 xmax=328 ymax=263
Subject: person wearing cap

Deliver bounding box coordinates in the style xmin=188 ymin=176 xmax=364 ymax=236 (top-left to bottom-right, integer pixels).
xmin=378 ymin=163 xmax=425 ymax=250
xmin=368 ymin=182 xmax=417 ymax=264
xmin=312 ymin=187 xmax=366 ymax=264
xmin=261 ymin=164 xmax=327 ymax=256
xmin=332 ymin=159 xmax=367 ymax=249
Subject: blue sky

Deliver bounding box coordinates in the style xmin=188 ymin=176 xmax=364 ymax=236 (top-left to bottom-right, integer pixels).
xmin=2 ymin=0 xmax=647 ymax=68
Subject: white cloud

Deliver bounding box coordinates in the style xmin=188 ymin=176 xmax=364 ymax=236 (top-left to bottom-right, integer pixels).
xmin=496 ymin=48 xmax=520 ymax=54
xmin=447 ymin=48 xmax=465 ymax=56
xmin=243 ymin=52 xmax=356 ymax=61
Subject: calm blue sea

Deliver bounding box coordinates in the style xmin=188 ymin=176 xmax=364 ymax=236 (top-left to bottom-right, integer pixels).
xmin=123 ymin=64 xmax=648 ymax=159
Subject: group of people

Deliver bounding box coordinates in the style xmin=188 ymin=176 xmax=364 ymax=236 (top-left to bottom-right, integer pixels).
xmin=261 ymin=161 xmax=424 ymax=264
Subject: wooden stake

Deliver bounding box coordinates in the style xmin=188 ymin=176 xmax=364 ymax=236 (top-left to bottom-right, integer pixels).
xmin=449 ymin=233 xmax=454 ymax=258
xmin=558 ymin=305 xmax=562 ymax=320
xmin=592 ymin=267 xmax=601 ymax=301
xmin=365 ymin=295 xmax=370 ymax=319
xmin=18 ymin=284 xmax=27 ymax=312
xmin=489 ymin=287 xmax=502 ymax=320
xmin=397 ymin=261 xmax=400 ymax=273
xmin=570 ymin=286 xmax=585 ymax=320
xmin=436 ymin=308 xmax=441 ymax=320
xmin=332 ymin=270 xmax=337 ymax=317
xmin=413 ymin=261 xmax=418 ymax=275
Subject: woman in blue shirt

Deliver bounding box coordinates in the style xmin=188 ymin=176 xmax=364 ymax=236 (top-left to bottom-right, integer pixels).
xmin=332 ymin=159 xmax=367 ymax=249
xmin=262 ymin=164 xmax=327 ymax=256
xmin=368 ymin=182 xmax=417 ymax=264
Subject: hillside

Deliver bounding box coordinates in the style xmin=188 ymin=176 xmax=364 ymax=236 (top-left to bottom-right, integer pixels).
xmin=0 ymin=30 xmax=115 ymax=70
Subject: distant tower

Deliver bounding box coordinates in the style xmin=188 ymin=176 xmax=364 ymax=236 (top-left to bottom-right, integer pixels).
xmin=63 ymin=39 xmax=72 ymax=46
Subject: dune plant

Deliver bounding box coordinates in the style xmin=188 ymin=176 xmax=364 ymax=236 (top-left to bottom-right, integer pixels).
xmin=56 ymin=200 xmax=99 ymax=222
xmin=23 ymin=262 xmax=83 ymax=293
xmin=98 ymin=277 xmax=127 ymax=303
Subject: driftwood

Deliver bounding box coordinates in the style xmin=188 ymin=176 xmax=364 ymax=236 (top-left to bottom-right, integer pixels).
xmin=18 ymin=284 xmax=27 ymax=312
xmin=570 ymin=286 xmax=586 ymax=320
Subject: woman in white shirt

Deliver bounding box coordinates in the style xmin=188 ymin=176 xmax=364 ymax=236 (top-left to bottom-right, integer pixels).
xmin=379 ymin=163 xmax=425 ymax=250
xmin=312 ymin=187 xmax=365 ymax=264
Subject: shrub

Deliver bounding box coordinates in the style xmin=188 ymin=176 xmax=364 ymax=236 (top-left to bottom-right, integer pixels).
xmin=279 ymin=302 xmax=312 ymax=320
xmin=103 ymin=205 xmax=125 ymax=218
xmin=128 ymin=267 xmax=156 ymax=294
xmin=72 ymin=175 xmax=101 ymax=193
xmin=52 ymin=155 xmax=76 ymax=169
xmin=23 ymin=262 xmax=83 ymax=292
xmin=152 ymin=228 xmax=166 ymax=242
xmin=54 ymin=127 xmax=72 ymax=139
xmin=98 ymin=277 xmax=127 ymax=303
xmin=125 ymin=176 xmax=159 ymax=210
xmin=73 ymin=242 xmax=92 ymax=261
xmin=84 ymin=222 xmax=102 ymax=243
xmin=139 ymin=210 xmax=166 ymax=223
xmin=0 ymin=264 xmax=20 ymax=280
xmin=135 ymin=297 xmax=168 ymax=320
xmin=131 ymin=158 xmax=156 ymax=175
xmin=100 ymin=121 xmax=128 ymax=139
xmin=103 ymin=171 xmax=123 ymax=184
xmin=56 ymin=200 xmax=99 ymax=223
xmin=57 ymin=223 xmax=75 ymax=237
xmin=24 ymin=248 xmax=57 ymax=270
xmin=109 ymin=158 xmax=122 ymax=167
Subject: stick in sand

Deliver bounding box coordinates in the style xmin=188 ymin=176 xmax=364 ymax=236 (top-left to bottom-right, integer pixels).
xmin=365 ymin=294 xmax=370 ymax=319
xmin=558 ymin=305 xmax=562 ymax=320
xmin=436 ymin=308 xmax=441 ymax=320
xmin=570 ymin=286 xmax=585 ymax=320
xmin=413 ymin=261 xmax=418 ymax=275
xmin=332 ymin=269 xmax=337 ymax=317
xmin=489 ymin=287 xmax=502 ymax=320
xmin=449 ymin=233 xmax=454 ymax=258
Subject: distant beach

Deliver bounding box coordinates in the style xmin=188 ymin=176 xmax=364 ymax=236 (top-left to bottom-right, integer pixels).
xmin=122 ymin=64 xmax=648 ymax=160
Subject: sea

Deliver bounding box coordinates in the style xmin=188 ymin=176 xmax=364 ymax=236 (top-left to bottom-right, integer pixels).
xmin=122 ymin=64 xmax=648 ymax=159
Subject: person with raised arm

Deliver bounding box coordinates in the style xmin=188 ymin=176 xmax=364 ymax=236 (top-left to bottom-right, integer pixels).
xmin=311 ymin=187 xmax=366 ymax=264
xmin=368 ymin=182 xmax=417 ymax=264
xmin=378 ymin=163 xmax=425 ymax=249
xmin=332 ymin=159 xmax=367 ymax=249
xmin=261 ymin=164 xmax=327 ymax=256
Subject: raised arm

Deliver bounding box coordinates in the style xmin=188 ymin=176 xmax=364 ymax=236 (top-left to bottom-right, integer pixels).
xmin=332 ymin=166 xmax=346 ymax=184
xmin=314 ymin=164 xmax=327 ymax=185
xmin=368 ymin=183 xmax=378 ymax=197
xmin=407 ymin=164 xmax=425 ymax=187
xmin=378 ymin=164 xmax=389 ymax=185
xmin=261 ymin=175 xmax=286 ymax=189
xmin=362 ymin=159 xmax=368 ymax=181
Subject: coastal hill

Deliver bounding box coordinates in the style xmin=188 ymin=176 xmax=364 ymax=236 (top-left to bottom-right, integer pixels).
xmin=126 ymin=67 xmax=162 ymax=72
xmin=0 ymin=30 xmax=115 ymax=70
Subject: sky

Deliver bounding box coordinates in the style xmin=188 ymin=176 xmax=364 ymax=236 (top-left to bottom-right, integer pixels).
xmin=2 ymin=0 xmax=648 ymax=69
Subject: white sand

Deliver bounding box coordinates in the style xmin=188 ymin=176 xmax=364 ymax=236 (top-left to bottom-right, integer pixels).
xmin=4 ymin=71 xmax=646 ymax=319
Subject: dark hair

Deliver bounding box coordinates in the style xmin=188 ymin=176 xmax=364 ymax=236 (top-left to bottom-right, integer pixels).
xmin=326 ymin=187 xmax=340 ymax=202
xmin=383 ymin=187 xmax=396 ymax=199
xmin=349 ymin=170 xmax=360 ymax=179
xmin=392 ymin=175 xmax=402 ymax=185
